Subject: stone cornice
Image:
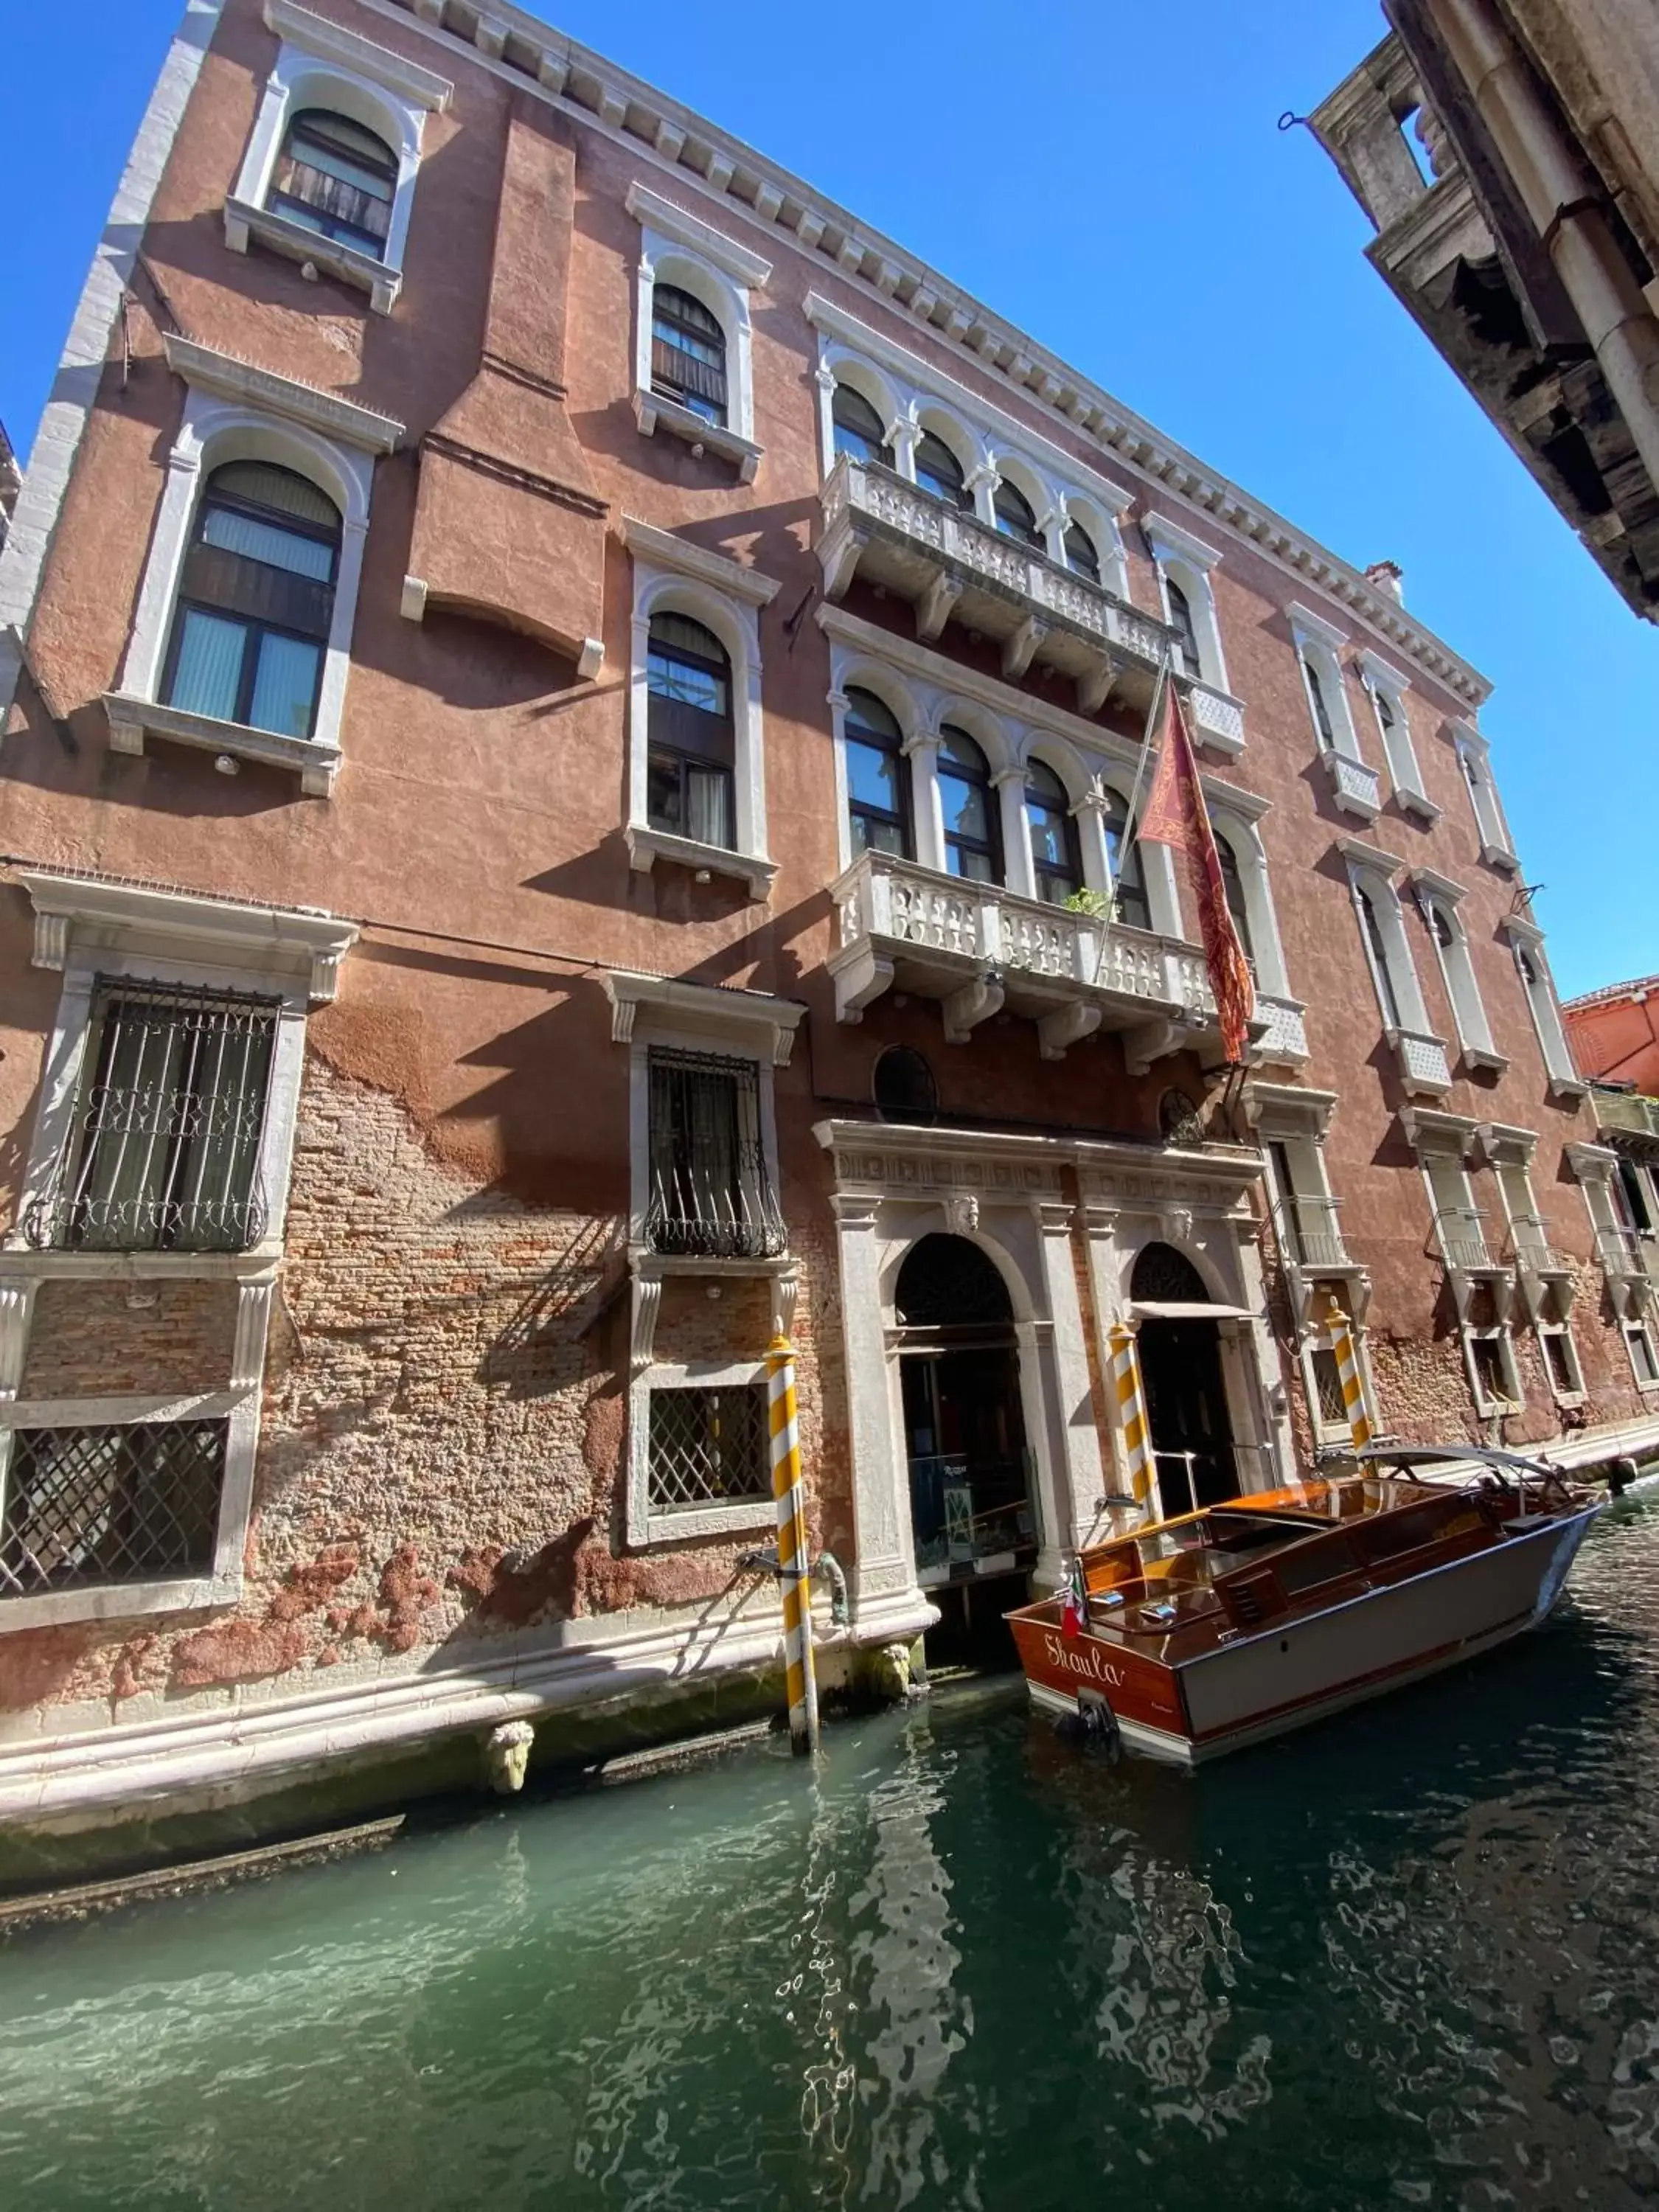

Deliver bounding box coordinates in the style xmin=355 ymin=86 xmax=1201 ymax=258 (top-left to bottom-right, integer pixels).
xmin=813 ymin=1117 xmax=1262 ymax=1194
xmin=605 ymin=969 xmax=805 ymax=1063
xmin=163 ymin=335 xmax=405 ymax=453
xmin=620 ymin=515 xmax=782 ymax=605
xmin=264 ymin=0 xmax=453 ymax=105
xmin=625 ymin=180 xmax=771 ymax=288
xmin=349 ymin=0 xmax=1490 ymax=709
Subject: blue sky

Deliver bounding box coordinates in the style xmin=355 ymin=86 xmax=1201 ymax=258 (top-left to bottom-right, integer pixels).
xmin=3 ymin=0 xmax=1652 ymax=996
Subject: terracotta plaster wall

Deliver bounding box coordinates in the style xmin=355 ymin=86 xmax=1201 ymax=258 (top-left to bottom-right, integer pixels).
xmin=0 ymin=0 xmax=1650 ymax=1736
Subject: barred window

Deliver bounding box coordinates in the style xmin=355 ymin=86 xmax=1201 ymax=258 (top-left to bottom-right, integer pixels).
xmin=647 ymin=1048 xmax=784 ymax=1261
xmin=163 ymin=461 xmax=341 ymax=740
xmin=647 ymin=1385 xmax=768 ymax=1512
xmin=30 ymin=979 xmax=276 ymax=1253
xmin=0 ymin=1420 xmax=226 ymax=1597
xmin=269 ymin=108 xmax=397 ymax=260
xmin=1310 ymin=1346 xmax=1346 ymax=1429
xmin=651 ymin=284 xmax=728 ymax=426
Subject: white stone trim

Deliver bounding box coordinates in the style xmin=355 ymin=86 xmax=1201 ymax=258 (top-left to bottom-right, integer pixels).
xmin=625 ymin=541 xmax=776 ymax=898
xmin=1356 ymin=649 xmax=1437 ymax=821
xmin=1208 ymin=805 xmax=1291 ymax=1000
xmin=18 ymin=870 xmax=357 ymax=1001
xmin=330 ymin=0 xmax=1489 ymax=707
xmin=603 ymin=969 xmax=805 ymax=1065
xmin=0 ymin=0 xmax=226 ymax=726
xmin=1502 ymin=917 xmax=1587 ymax=1099
xmin=1245 ymin=1082 xmax=1339 ymax=1138
xmin=111 ymin=364 xmax=388 ymax=790
xmin=626 ymin=1360 xmax=776 ymax=1548
xmin=1144 ymin=511 xmax=1233 ymax=705
xmin=1343 ymin=849 xmax=1441 ymax=1070
xmin=0 ymin=1388 xmax=260 ymax=1630
xmin=226 ymin=3 xmax=449 ymax=313
xmin=1453 ymin=725 xmax=1520 ymax=874
xmin=629 ymin=190 xmax=765 ymax=470
xmin=1411 ymin=871 xmax=1502 ymax=1071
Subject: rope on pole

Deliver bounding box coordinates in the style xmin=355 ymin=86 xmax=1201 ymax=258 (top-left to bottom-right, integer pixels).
xmin=767 ymin=1334 xmax=819 ymax=1756
xmin=1322 ymin=1292 xmax=1374 ymax=1455
xmin=1108 ymin=1322 xmax=1154 ymax=1508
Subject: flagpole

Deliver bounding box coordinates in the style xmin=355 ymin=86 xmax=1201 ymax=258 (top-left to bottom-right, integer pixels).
xmin=1118 ymin=646 xmax=1174 ymax=869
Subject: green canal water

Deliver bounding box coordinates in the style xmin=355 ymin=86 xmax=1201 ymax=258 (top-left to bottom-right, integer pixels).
xmin=6 ymin=1501 xmax=1659 ymax=2212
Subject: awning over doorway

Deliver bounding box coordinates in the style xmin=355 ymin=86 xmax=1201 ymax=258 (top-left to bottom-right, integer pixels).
xmin=1130 ymin=1301 xmax=1257 ymax=1321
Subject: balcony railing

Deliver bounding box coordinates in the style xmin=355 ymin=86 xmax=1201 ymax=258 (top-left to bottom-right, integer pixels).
xmin=1596 ymin=1222 xmax=1649 ymax=1283
xmin=818 ymin=456 xmax=1178 ymax=715
xmin=1431 ymin=1205 xmax=1493 ymax=1274
xmin=1503 ymin=1220 xmax=1576 ymax=1278
xmin=828 ymin=850 xmax=1222 ymax=1067
xmin=1253 ymin=995 xmax=1310 ymax=1065
xmin=1278 ymin=1192 xmax=1352 ymax=1273
xmin=1592 ymin=1086 xmax=1659 ymax=1145
xmin=1326 ymin=750 xmax=1382 ymax=819
xmin=1391 ymin=1027 xmax=1453 ymax=1097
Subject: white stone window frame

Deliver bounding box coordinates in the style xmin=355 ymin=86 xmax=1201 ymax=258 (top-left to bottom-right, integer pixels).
xmin=622 ymin=517 xmax=782 ymax=900
xmin=0 ymin=873 xmax=354 ymax=1632
xmin=805 ymin=302 xmax=1135 ymax=599
xmin=1207 ymin=781 xmax=1293 ymax=1004
xmin=1143 ymin=515 xmax=1228 ymax=687
xmin=1624 ymin=1318 xmax=1659 ymax=1393
xmin=627 ymin=1360 xmax=776 ymax=1548
xmin=1537 ymin=1320 xmax=1587 ymax=1405
xmin=102 ymin=337 xmax=401 ymax=797
xmin=1502 ymin=916 xmax=1587 ymax=1101
xmin=1452 ymin=723 xmax=1520 ymax=874
xmin=1290 ymin=602 xmax=1380 ymax=823
xmin=605 ymin=970 xmax=803 ymax=1551
xmin=1341 ymin=842 xmax=1449 ymax=1094
xmin=224 ymin=0 xmax=453 ymax=316
xmin=1356 ymin=650 xmax=1439 ymax=824
xmin=1302 ymin=1325 xmax=1382 ymax=1453
xmin=1464 ymin=1319 xmax=1526 ymax=1419
xmin=627 ymin=181 xmax=770 ymax=483
xmin=1410 ymin=868 xmax=1506 ymax=1074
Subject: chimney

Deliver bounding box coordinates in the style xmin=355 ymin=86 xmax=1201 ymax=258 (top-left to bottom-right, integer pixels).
xmin=1365 ymin=559 xmax=1405 ymax=604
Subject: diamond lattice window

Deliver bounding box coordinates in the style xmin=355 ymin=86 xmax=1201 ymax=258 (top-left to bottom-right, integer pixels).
xmin=0 ymin=1420 xmax=227 ymax=1596
xmin=29 ymin=979 xmax=276 ymax=1252
xmin=647 ymin=1386 xmax=768 ymax=1512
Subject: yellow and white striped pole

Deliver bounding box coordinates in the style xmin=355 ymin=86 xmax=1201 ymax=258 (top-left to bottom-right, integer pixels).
xmin=1321 ymin=1292 xmax=1374 ymax=1455
xmin=768 ymin=1334 xmax=819 ymax=1757
xmin=1108 ymin=1322 xmax=1154 ymax=1509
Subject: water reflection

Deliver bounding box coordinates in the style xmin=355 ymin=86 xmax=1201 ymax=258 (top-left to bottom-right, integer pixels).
xmin=3 ymin=1503 xmax=1659 ymax=2209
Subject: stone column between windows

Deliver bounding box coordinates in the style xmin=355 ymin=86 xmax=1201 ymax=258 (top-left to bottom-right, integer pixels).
xmin=1071 ymin=786 xmax=1112 ymax=901
xmin=1031 ymin=1198 xmax=1105 ymax=1556
xmin=904 ymin=729 xmax=945 ymax=873
xmin=828 ymin=1191 xmax=925 ymax=1627
xmin=994 ymin=768 xmax=1033 ymax=899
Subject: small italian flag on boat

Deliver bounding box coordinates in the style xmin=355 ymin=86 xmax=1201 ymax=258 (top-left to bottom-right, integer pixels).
xmin=1060 ymin=1556 xmax=1088 ymax=1639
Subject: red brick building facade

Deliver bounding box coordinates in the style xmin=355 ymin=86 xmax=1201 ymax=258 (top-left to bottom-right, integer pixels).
xmin=0 ymin=0 xmax=1652 ymax=1869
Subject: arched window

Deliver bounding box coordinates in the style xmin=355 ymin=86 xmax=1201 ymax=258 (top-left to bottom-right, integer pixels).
xmin=162 ymin=461 xmax=341 ymax=740
xmin=1302 ymin=653 xmax=1337 ymax=752
xmin=1214 ymin=831 xmax=1253 ymax=962
xmin=650 ymin=283 xmax=728 ymax=426
xmin=1102 ymin=785 xmax=1151 ymax=931
xmin=844 ymin=686 xmax=910 ymax=858
xmin=269 ymin=108 xmax=397 ymax=260
xmin=832 ymin=384 xmax=891 ymax=468
xmin=646 ymin=612 xmax=734 ymax=849
xmin=1062 ymin=520 xmax=1100 ymax=584
xmin=914 ymin=431 xmax=970 ymax=509
xmin=1357 ymin=886 xmax=1403 ymax=1029
xmin=992 ymin=476 xmax=1043 ymax=551
xmin=1025 ymin=759 xmax=1079 ymax=905
xmin=1166 ymin=578 xmax=1202 ymax=678
xmin=1130 ymin=1241 xmax=1211 ymax=1304
xmin=938 ymin=725 xmax=1001 ymax=884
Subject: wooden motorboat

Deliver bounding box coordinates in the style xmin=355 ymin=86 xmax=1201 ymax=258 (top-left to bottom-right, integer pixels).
xmin=1006 ymin=1444 xmax=1602 ymax=1764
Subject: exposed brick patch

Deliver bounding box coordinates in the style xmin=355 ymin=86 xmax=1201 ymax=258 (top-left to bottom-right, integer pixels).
xmin=111 ymin=1634 xmax=157 ymax=1703
xmin=21 ymin=1279 xmax=237 ymax=1399
xmin=377 ymin=1543 xmax=440 ymax=1653
xmin=266 ymin=1544 xmax=361 ymax=1623
xmin=171 ymin=1620 xmax=310 ymax=1688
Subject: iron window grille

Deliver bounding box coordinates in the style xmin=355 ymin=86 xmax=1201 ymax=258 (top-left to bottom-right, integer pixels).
xmin=650 ymin=284 xmax=728 ymax=425
xmin=161 ymin=460 xmax=341 ymax=742
xmin=27 ymin=978 xmax=277 ymax=1253
xmin=647 ymin=1385 xmax=768 ymax=1512
xmin=647 ymin=1048 xmax=785 ymax=1261
xmin=270 ymin=108 xmax=397 ymax=258
xmin=646 ymin=611 xmax=736 ymax=850
xmin=0 ymin=1420 xmax=226 ymax=1597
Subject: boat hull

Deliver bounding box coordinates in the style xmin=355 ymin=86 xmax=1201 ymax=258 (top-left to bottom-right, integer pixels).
xmin=1012 ymin=1503 xmax=1600 ymax=1764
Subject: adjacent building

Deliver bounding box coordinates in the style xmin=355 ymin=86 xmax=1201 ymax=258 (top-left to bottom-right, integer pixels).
xmin=0 ymin=0 xmax=1653 ymax=1875
xmin=1311 ymin=1 xmax=1659 ymax=622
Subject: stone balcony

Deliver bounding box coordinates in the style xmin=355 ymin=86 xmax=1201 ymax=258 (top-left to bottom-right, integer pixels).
xmin=828 ymin=850 xmax=1235 ymax=1072
xmin=1391 ymin=1026 xmax=1453 ymax=1098
xmin=1592 ymin=1085 xmax=1659 ymax=1148
xmin=818 ymin=455 xmax=1237 ymax=727
xmin=1325 ymin=749 xmax=1382 ymax=822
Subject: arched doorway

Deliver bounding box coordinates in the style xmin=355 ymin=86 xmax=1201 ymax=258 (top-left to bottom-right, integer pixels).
xmin=895 ymin=1234 xmax=1036 ymax=1660
xmin=1130 ymin=1242 xmax=1240 ymax=1519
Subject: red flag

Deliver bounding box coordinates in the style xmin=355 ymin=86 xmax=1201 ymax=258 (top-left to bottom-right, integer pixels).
xmin=1135 ymin=681 xmax=1256 ymax=1065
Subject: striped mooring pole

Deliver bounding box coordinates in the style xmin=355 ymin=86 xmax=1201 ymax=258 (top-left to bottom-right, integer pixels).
xmin=767 ymin=1334 xmax=820 ymax=1757
xmin=1322 ymin=1292 xmax=1374 ymax=1455
xmin=1107 ymin=1322 xmax=1154 ymax=1509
